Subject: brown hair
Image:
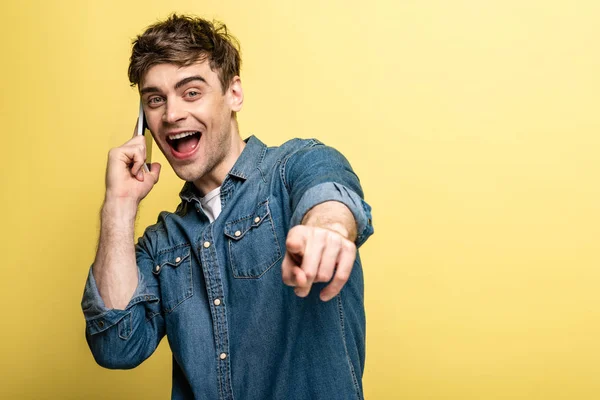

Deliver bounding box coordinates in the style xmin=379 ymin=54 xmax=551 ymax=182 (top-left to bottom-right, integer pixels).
xmin=128 ymin=14 xmax=241 ymax=93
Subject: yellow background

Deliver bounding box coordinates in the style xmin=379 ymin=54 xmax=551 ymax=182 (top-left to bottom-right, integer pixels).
xmin=1 ymin=0 xmax=598 ymax=398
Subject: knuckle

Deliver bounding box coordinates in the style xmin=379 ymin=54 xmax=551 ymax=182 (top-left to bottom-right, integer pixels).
xmin=304 ymin=270 xmax=315 ymax=281
xmin=317 ymin=229 xmax=328 ymax=240
xmin=329 ymin=232 xmax=342 ymax=246
xmin=316 ymin=271 xmax=330 ymax=282
xmin=343 ymin=239 xmax=356 ymax=252
xmin=335 ymin=270 xmax=350 ymax=283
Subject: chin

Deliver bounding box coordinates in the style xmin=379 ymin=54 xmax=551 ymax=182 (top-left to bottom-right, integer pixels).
xmin=176 ymin=170 xmax=203 ymax=183
xmin=169 ymin=163 xmax=202 ymax=183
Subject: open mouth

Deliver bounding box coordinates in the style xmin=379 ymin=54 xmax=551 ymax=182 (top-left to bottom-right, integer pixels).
xmin=166 ymin=131 xmax=201 ymax=156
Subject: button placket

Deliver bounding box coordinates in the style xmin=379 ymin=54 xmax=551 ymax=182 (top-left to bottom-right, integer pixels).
xmin=199 ymin=230 xmax=233 ymax=397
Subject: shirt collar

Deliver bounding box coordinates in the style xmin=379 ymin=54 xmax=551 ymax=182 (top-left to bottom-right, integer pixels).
xmin=179 ymin=135 xmax=266 ymax=203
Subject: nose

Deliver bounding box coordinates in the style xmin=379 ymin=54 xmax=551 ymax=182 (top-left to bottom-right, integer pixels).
xmin=162 ymin=98 xmax=188 ymax=125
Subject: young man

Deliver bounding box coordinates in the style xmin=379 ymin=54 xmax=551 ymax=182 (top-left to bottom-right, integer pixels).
xmin=82 ymin=14 xmax=373 ymax=400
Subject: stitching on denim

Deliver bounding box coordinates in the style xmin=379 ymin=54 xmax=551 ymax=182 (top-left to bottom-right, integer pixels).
xmin=152 ymin=246 xmax=194 ymax=313
xmin=86 ymin=309 xmax=113 ymax=322
xmin=224 ymin=199 xmax=269 ymax=226
xmin=157 ymin=243 xmax=190 ymax=255
xmin=126 ymin=294 xmax=159 ymax=309
xmin=162 ymin=253 xmax=193 ymax=313
xmin=154 ymin=253 xmax=191 ymax=270
xmin=336 ymin=295 xmax=362 ymax=400
xmin=257 ymin=140 xmax=268 ymax=184
xmin=227 ymin=200 xmax=282 ymax=279
xmin=145 ymin=310 xmax=161 ymax=322
xmin=118 ymin=312 xmax=132 ymax=340
xmin=200 ymin=229 xmax=228 ymax=400
xmin=217 ymin=354 xmax=224 ymax=400
xmin=280 ymin=140 xmax=320 ymax=194
xmin=87 ymin=310 xmax=130 ymax=335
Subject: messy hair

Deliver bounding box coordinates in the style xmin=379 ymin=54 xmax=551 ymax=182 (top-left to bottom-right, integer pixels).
xmin=128 ymin=14 xmax=241 ymax=93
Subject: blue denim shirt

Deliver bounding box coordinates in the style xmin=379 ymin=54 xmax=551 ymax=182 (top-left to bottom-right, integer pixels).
xmin=82 ymin=136 xmax=374 ymax=400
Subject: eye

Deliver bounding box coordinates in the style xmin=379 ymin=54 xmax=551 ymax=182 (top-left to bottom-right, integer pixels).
xmin=185 ymin=90 xmax=201 ymax=99
xmin=147 ymin=96 xmax=164 ymax=107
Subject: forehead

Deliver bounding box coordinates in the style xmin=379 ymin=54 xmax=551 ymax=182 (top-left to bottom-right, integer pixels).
xmin=140 ymin=60 xmax=218 ymax=90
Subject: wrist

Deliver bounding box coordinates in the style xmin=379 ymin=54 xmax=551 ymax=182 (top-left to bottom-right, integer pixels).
xmin=102 ymin=195 xmax=138 ymax=223
xmin=316 ymin=221 xmax=350 ymax=240
xmin=302 ymin=214 xmax=353 ymax=241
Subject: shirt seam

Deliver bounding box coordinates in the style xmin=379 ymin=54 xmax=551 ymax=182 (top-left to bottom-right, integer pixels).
xmin=336 ymin=294 xmax=363 ymax=400
xmin=279 ymin=139 xmax=322 ymax=194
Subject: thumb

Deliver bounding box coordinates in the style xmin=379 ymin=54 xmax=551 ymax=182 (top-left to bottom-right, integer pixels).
xmin=149 ymin=162 xmax=161 ymax=183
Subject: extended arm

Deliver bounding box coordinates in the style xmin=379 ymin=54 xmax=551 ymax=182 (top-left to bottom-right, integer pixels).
xmin=280 ymin=141 xmax=374 ymax=301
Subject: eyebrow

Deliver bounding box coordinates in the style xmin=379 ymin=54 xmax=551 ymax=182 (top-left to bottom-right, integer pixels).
xmin=140 ymin=75 xmax=208 ymax=95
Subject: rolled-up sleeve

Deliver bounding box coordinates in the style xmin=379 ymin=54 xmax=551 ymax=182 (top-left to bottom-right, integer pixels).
xmin=284 ymin=140 xmax=374 ymax=247
xmin=81 ymin=234 xmax=165 ymax=369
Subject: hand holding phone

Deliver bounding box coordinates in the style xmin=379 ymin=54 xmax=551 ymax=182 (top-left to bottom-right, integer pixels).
xmin=103 ymin=102 xmax=160 ymax=205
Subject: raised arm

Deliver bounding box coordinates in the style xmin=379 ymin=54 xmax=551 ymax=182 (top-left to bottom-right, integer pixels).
xmin=93 ymin=134 xmax=161 ymax=309
xmin=81 ymin=133 xmax=165 ymax=370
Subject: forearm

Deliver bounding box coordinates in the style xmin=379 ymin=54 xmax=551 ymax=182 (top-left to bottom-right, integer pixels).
xmin=301 ymin=201 xmax=357 ymax=242
xmin=92 ymin=196 xmax=139 ymax=310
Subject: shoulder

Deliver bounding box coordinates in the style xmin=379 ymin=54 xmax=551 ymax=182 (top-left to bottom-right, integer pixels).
xmin=264 ymin=137 xmax=324 ymax=160
xmin=262 ymin=137 xmax=350 ymax=171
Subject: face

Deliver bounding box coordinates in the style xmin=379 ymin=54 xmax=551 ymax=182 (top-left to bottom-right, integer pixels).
xmin=139 ymin=61 xmax=244 ymax=192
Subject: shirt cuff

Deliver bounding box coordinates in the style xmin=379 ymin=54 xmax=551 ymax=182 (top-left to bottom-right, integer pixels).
xmin=290 ymin=182 xmax=374 ymax=247
xmin=81 ymin=266 xmax=158 ymax=335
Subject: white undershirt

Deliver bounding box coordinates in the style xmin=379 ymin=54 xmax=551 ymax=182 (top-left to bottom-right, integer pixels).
xmin=199 ymin=186 xmax=222 ymax=223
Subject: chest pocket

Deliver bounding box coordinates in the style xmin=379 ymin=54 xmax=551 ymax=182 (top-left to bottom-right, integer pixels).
xmin=224 ymin=199 xmax=282 ymax=278
xmin=152 ymin=245 xmax=193 ymax=313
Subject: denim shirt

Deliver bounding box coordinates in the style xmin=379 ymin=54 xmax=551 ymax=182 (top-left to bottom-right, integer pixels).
xmin=82 ymin=136 xmax=374 ymax=400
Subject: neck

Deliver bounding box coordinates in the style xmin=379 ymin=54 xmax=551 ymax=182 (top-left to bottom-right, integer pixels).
xmin=193 ymin=122 xmax=245 ymax=195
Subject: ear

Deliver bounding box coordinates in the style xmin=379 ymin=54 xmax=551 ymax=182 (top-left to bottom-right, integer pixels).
xmin=227 ymin=76 xmax=244 ymax=112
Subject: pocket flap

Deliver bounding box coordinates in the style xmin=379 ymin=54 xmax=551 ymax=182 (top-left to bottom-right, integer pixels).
xmin=152 ymin=246 xmax=191 ymax=275
xmin=224 ymin=200 xmax=270 ymax=241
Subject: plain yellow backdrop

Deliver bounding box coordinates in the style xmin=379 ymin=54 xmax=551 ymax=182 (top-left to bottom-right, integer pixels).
xmin=1 ymin=0 xmax=599 ymax=399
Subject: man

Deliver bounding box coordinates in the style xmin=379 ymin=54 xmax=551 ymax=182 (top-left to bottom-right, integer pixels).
xmin=82 ymin=14 xmax=373 ymax=400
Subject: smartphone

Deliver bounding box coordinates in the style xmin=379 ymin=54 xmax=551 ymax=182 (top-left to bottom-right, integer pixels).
xmin=137 ymin=100 xmax=152 ymax=172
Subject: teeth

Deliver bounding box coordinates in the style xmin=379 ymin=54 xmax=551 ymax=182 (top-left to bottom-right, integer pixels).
xmin=169 ymin=131 xmax=197 ymax=140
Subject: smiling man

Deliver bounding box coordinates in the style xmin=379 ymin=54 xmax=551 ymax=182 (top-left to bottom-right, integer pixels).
xmin=82 ymin=14 xmax=373 ymax=400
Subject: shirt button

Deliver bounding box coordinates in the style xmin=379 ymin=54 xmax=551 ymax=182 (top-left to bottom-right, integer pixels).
xmin=214 ymin=298 xmax=221 ymax=306
xmin=234 ymin=230 xmax=241 ymax=237
xmin=98 ymin=320 xmax=105 ymax=328
xmin=175 ymin=257 xmax=181 ymax=263
xmin=203 ymin=241 xmax=211 ymax=248
xmin=254 ymin=217 xmax=260 ymax=223
xmin=219 ymin=353 xmax=227 ymax=360
xmin=155 ymin=265 xmax=160 ymax=272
